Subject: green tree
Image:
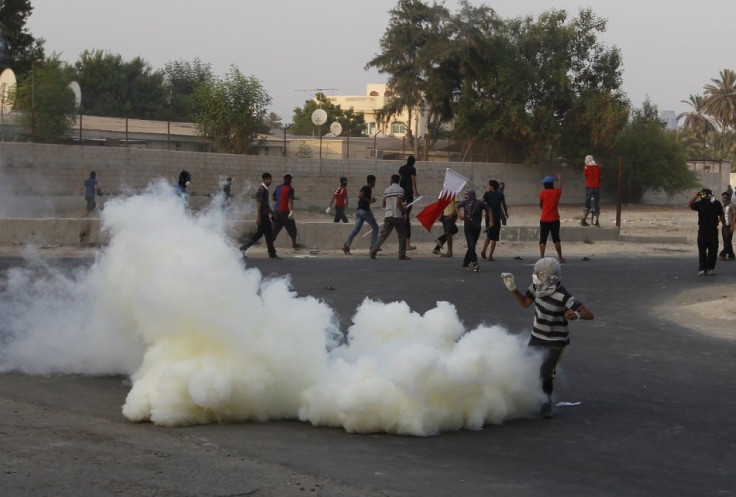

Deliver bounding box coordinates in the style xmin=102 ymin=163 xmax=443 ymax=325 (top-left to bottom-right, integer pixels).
xmin=73 ymin=50 xmax=167 ymax=119
xmin=14 ymin=56 xmax=75 ymax=143
xmin=194 ymin=65 xmax=271 ymax=154
xmin=608 ymin=100 xmax=696 ymax=203
xmin=366 ymin=0 xmax=452 ymax=154
xmin=504 ymin=8 xmax=626 ymax=162
xmin=291 ymin=92 xmax=365 ymax=137
xmin=163 ymin=58 xmax=213 ymax=122
xmin=0 ymin=0 xmax=45 ymax=74
xmin=703 ymin=69 xmax=736 ymax=130
xmin=677 ymin=94 xmax=716 ymax=154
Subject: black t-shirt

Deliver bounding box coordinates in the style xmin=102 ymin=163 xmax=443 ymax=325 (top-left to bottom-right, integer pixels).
xmin=357 ymin=185 xmax=372 ymax=211
xmin=398 ymin=164 xmax=416 ymax=200
xmin=692 ymin=197 xmax=724 ymax=229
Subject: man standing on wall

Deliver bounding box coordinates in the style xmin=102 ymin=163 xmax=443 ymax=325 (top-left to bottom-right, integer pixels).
xmin=398 ymin=155 xmax=419 ymax=251
xmin=272 ymin=173 xmax=301 ymax=250
xmin=580 ymin=155 xmax=601 ymax=226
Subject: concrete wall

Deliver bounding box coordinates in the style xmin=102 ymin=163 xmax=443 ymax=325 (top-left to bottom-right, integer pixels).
xmin=0 ymin=142 xmax=727 ymax=214
xmin=0 ymin=142 xmax=583 ymax=210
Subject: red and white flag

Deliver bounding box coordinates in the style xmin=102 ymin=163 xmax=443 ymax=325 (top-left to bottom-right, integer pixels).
xmin=416 ymin=168 xmax=468 ymax=232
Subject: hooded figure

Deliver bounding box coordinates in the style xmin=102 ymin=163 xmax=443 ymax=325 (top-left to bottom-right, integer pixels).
xmin=532 ymin=257 xmax=562 ymax=297
xmin=175 ymin=170 xmax=192 ymax=199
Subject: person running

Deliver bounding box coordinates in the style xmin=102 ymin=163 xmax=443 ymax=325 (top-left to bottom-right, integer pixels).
xmin=343 ymin=175 xmax=379 ymax=255
xmin=501 ymin=258 xmax=594 ymax=418
xmin=369 ymin=174 xmax=410 ymax=260
xmin=327 ymin=176 xmax=349 ymax=223
xmin=539 ymin=173 xmax=565 ymax=263
xmin=481 ymin=179 xmax=508 ymax=261
xmin=239 ymin=172 xmax=278 ymax=259
xmin=581 ymin=155 xmax=601 ymax=226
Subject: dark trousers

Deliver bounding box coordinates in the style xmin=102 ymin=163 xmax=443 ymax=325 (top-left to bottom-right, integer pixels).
xmin=372 ymin=217 xmax=407 ymax=257
xmin=462 ymin=223 xmax=481 ymax=267
xmin=436 ymin=214 xmax=458 ymax=246
xmin=529 ymin=339 xmax=566 ymax=396
xmin=272 ymin=211 xmax=298 ymax=242
xmin=333 ymin=206 xmax=348 ymax=223
xmin=697 ymin=227 xmax=719 ymax=270
xmin=241 ymin=216 xmax=276 ymax=256
xmin=720 ymin=224 xmax=734 ymax=257
xmin=404 ymin=202 xmax=413 ymax=241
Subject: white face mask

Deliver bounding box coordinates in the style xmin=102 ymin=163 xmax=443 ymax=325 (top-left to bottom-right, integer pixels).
xmin=532 ymin=274 xmax=543 ymax=286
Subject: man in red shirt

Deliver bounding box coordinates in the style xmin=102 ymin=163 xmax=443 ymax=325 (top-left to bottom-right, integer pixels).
xmin=327 ymin=176 xmax=349 ymax=223
xmin=539 ymin=173 xmax=565 ymax=262
xmin=581 ymin=155 xmax=601 ymax=227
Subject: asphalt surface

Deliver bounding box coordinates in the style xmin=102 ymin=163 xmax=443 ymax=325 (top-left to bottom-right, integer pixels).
xmin=1 ymin=254 xmax=735 ymax=496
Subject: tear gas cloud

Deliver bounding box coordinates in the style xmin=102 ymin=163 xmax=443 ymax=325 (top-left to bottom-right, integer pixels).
xmin=0 ymin=182 xmax=545 ymax=436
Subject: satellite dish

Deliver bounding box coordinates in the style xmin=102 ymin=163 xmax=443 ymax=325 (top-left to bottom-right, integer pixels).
xmin=68 ymin=81 xmax=82 ymax=111
xmin=0 ymin=68 xmax=17 ymax=114
xmin=329 ymin=121 xmax=342 ymax=136
xmin=311 ymin=108 xmax=327 ymax=126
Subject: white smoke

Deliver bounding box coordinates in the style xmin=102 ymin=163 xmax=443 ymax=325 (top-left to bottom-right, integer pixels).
xmin=0 ymin=182 xmax=546 ymax=436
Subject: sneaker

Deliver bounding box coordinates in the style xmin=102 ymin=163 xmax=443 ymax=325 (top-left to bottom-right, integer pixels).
xmin=580 ymin=219 xmax=589 ymax=226
xmin=707 ymin=269 xmax=715 ymax=275
xmin=369 ymin=250 xmax=377 ymax=259
xmin=399 ymin=256 xmax=412 ymax=260
xmin=473 ymin=263 xmax=480 ymax=272
xmin=406 ymin=245 xmax=417 ymax=251
xmin=269 ymin=254 xmax=281 ymax=259
xmin=432 ymin=246 xmax=442 ymax=255
xmin=441 ymin=253 xmax=453 ymax=258
xmin=594 ymin=221 xmax=600 ymax=227
xmin=698 ymin=270 xmax=706 ymax=276
xmin=718 ymin=255 xmax=726 ymax=261
xmin=292 ymin=243 xmax=304 ymax=251
xmin=342 ymin=244 xmax=351 ymax=255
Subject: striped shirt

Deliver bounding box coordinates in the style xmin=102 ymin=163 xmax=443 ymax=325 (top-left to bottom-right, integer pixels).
xmin=382 ymin=183 xmax=405 ymax=218
xmin=525 ymin=284 xmax=583 ymax=345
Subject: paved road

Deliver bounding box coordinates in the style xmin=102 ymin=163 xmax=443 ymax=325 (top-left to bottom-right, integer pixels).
xmin=1 ymin=255 xmax=734 ymax=496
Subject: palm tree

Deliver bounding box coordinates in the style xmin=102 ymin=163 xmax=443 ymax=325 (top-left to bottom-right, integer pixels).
xmin=703 ymin=69 xmax=736 ymax=130
xmin=265 ymin=112 xmax=283 ymax=132
xmin=678 ymin=94 xmax=716 ymax=153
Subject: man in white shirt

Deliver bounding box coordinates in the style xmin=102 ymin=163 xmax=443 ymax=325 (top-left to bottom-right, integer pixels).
xmin=369 ymin=174 xmax=410 ymax=260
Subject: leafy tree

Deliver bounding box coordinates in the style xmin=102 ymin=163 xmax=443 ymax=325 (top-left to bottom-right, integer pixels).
xmin=503 ymin=8 xmax=626 ymax=162
xmin=163 ymin=58 xmax=213 ymax=122
xmin=194 ymin=65 xmax=271 ymax=154
xmin=366 ymin=0 xmax=453 ymax=155
xmin=73 ymin=50 xmax=167 ymax=119
xmin=703 ymin=69 xmax=736 ymax=130
xmin=291 ymin=92 xmax=366 ymax=136
xmin=607 ymin=100 xmax=696 ymax=203
xmin=0 ymin=0 xmax=45 ymax=75
xmin=13 ymin=56 xmax=75 ymax=143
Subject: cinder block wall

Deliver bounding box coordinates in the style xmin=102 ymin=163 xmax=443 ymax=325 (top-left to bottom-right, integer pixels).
xmin=0 ymin=142 xmax=583 ymax=209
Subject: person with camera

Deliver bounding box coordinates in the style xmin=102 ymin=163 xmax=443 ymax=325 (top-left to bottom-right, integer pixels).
xmin=689 ymin=188 xmax=726 ymax=276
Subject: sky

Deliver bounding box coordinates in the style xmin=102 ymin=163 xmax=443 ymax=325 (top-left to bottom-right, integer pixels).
xmin=25 ymin=0 xmax=736 ymax=122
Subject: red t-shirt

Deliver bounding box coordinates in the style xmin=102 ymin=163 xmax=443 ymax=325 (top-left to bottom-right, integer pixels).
xmin=333 ymin=186 xmax=348 ymax=207
xmin=539 ymin=188 xmax=562 ymax=222
xmin=584 ymin=164 xmax=601 ymax=188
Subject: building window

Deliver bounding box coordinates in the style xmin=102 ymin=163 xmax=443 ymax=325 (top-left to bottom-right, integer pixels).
xmin=368 ymin=122 xmax=377 ymax=136
xmin=391 ymin=122 xmax=405 ymax=134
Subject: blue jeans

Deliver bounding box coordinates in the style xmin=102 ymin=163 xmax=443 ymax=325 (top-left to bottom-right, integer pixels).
xmin=345 ymin=209 xmax=379 ymax=248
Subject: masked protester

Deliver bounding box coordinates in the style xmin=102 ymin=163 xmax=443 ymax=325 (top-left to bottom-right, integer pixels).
xmin=689 ymin=189 xmax=726 ymax=276
xmin=501 ymin=258 xmax=594 ymax=418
